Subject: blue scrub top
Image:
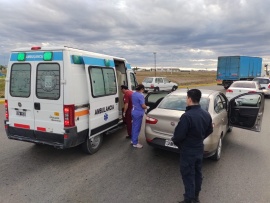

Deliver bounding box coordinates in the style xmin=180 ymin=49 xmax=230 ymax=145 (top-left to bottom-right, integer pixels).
xmin=132 ymin=92 xmax=145 ymax=115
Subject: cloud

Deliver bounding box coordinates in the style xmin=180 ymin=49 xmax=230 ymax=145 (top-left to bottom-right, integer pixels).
xmin=0 ymin=0 xmax=269 ymax=69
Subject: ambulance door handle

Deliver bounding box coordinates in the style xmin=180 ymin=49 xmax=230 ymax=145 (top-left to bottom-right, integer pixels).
xmin=34 ymin=102 xmax=40 ymax=110
xmin=115 ymin=97 xmax=119 ymax=103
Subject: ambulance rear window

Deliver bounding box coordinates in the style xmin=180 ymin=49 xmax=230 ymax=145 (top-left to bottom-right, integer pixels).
xmin=36 ymin=63 xmax=60 ymax=100
xmin=10 ymin=63 xmax=31 ymax=97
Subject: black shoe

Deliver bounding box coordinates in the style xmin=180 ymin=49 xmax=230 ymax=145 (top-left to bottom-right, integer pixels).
xmin=178 ymin=200 xmax=194 ymax=203
xmin=194 ymin=197 xmax=200 ymax=203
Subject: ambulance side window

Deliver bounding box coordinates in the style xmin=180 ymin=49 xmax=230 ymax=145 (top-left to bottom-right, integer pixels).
xmin=36 ymin=63 xmax=60 ymax=100
xmin=10 ymin=63 xmax=31 ymax=97
xmin=89 ymin=67 xmax=117 ymax=97
xmin=103 ymin=68 xmax=117 ymax=94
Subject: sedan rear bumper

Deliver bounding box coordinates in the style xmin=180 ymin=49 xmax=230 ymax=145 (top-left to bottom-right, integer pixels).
xmin=146 ymin=138 xmax=216 ymax=158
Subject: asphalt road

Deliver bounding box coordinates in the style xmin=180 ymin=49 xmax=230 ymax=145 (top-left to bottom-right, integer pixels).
xmin=0 ymin=85 xmax=270 ymax=203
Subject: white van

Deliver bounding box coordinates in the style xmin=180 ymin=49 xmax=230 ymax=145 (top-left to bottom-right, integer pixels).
xmin=4 ymin=46 xmax=138 ymax=154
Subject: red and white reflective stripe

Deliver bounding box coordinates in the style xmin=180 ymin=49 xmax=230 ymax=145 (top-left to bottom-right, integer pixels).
xmin=37 ymin=127 xmax=46 ymax=132
xmin=5 ymin=100 xmax=9 ymax=120
xmin=14 ymin=123 xmax=30 ymax=129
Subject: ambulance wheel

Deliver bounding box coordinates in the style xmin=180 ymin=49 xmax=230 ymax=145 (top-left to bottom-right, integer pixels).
xmin=82 ymin=134 xmax=103 ymax=154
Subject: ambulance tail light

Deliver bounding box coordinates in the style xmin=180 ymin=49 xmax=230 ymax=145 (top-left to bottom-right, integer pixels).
xmin=268 ymin=84 xmax=270 ymax=89
xmin=5 ymin=100 xmax=9 ymax=120
xmin=64 ymin=105 xmax=75 ymax=127
xmin=146 ymin=116 xmax=158 ymax=124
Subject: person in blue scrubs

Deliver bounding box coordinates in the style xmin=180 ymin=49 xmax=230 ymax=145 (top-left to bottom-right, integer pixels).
xmin=131 ymin=84 xmax=147 ymax=148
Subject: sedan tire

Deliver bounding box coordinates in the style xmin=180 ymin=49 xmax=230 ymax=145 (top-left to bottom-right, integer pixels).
xmin=211 ymin=137 xmax=222 ymax=161
xmin=171 ymin=86 xmax=178 ymax=91
xmin=227 ymin=126 xmax=233 ymax=132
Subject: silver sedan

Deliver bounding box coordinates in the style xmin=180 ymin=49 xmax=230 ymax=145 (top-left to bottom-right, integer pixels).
xmin=145 ymin=89 xmax=264 ymax=161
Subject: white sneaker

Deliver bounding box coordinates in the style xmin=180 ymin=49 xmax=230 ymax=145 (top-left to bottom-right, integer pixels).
xmin=133 ymin=143 xmax=143 ymax=148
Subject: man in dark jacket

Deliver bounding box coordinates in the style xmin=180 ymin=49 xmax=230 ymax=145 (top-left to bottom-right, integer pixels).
xmin=172 ymin=89 xmax=213 ymax=203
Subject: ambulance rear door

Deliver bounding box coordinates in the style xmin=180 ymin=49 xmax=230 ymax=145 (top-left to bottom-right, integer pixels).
xmin=7 ymin=54 xmax=35 ymax=132
xmin=7 ymin=50 xmax=64 ymax=141
xmin=33 ymin=51 xmax=64 ymax=139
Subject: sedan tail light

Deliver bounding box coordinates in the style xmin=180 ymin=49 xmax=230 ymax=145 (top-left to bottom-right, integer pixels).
xmin=146 ymin=116 xmax=158 ymax=124
xmin=150 ymin=84 xmax=154 ymax=88
xmin=226 ymin=89 xmax=233 ymax=93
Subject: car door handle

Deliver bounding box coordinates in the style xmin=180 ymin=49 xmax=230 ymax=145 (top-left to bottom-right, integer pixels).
xmin=34 ymin=102 xmax=40 ymax=110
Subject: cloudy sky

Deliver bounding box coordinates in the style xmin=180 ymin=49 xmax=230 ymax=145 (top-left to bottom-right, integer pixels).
xmin=0 ymin=0 xmax=270 ymax=70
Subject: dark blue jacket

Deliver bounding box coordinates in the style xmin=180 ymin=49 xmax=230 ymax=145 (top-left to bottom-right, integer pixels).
xmin=172 ymin=105 xmax=213 ymax=152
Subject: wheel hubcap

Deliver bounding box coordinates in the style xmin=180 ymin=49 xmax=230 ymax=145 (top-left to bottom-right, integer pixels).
xmin=90 ymin=136 xmax=101 ymax=149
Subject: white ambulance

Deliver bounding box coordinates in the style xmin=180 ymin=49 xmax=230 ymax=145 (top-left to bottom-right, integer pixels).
xmin=4 ymin=46 xmax=138 ymax=154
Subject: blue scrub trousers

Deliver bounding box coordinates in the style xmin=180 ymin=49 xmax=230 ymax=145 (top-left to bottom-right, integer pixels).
xmin=131 ymin=112 xmax=144 ymax=145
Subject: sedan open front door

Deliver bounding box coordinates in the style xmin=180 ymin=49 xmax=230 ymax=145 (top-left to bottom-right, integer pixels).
xmin=228 ymin=93 xmax=265 ymax=132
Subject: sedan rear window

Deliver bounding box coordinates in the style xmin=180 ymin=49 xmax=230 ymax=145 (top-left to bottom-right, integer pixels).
xmin=231 ymin=82 xmax=256 ymax=88
xmin=253 ymin=78 xmax=269 ymax=84
xmin=158 ymin=95 xmax=209 ymax=111
xmin=143 ymin=78 xmax=153 ymax=83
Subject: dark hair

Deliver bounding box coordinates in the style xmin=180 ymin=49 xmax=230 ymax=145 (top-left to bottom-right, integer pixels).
xmin=187 ymin=89 xmax=201 ymax=103
xmin=135 ymin=84 xmax=145 ymax=91
xmin=121 ymin=85 xmax=128 ymax=90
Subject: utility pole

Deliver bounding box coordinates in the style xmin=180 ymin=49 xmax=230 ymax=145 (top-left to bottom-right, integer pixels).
xmin=153 ymin=52 xmax=156 ymax=77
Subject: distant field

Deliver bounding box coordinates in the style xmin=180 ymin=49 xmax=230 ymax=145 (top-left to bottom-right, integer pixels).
xmin=135 ymin=70 xmax=217 ymax=87
xmin=0 ymin=78 xmax=4 ymax=98
xmin=0 ymin=71 xmax=217 ymax=98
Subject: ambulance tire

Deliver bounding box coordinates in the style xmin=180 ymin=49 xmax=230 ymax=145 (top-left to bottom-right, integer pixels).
xmin=81 ymin=134 xmax=103 ymax=154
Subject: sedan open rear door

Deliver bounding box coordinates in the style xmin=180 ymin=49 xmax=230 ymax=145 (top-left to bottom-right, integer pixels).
xmin=145 ymin=91 xmax=171 ymax=114
xmin=228 ymin=93 xmax=264 ymax=132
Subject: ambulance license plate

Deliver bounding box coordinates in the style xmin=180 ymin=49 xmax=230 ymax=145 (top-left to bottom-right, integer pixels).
xmin=165 ymin=139 xmax=178 ymax=149
xmin=16 ymin=111 xmax=26 ymax=116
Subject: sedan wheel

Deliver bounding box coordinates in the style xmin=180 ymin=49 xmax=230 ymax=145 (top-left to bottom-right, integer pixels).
xmin=82 ymin=134 xmax=103 ymax=154
xmin=171 ymin=86 xmax=178 ymax=91
xmin=211 ymin=137 xmax=222 ymax=161
xmin=227 ymin=126 xmax=233 ymax=132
